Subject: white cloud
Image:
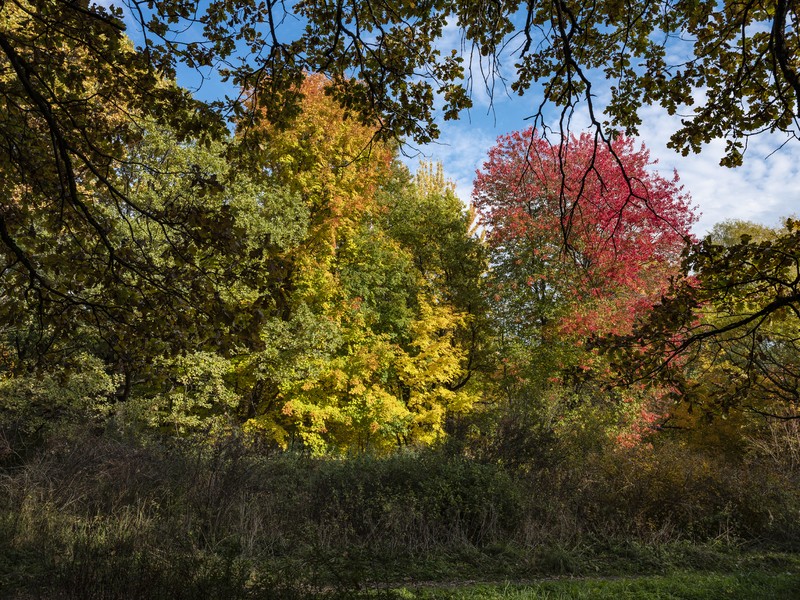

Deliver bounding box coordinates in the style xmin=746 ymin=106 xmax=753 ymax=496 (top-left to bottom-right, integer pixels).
xmin=636 ymin=103 xmax=800 ymax=235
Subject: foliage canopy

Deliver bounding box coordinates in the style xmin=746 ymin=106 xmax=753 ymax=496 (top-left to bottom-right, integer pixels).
xmin=124 ymin=0 xmax=800 ymax=159
xmin=1 ymin=0 xmax=798 ymax=452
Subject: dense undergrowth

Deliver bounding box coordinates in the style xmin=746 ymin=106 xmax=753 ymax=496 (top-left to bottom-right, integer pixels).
xmin=2 ymin=421 xmax=798 ymax=599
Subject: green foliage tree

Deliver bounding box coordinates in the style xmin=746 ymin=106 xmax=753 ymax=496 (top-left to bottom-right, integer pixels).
xmin=706 ymin=219 xmax=782 ymax=248
xmin=0 ymin=0 xmax=226 ymax=308
xmin=382 ymin=162 xmax=492 ymax=394
xmin=614 ymin=218 xmax=800 ymax=424
xmin=0 ymin=119 xmax=312 ymax=434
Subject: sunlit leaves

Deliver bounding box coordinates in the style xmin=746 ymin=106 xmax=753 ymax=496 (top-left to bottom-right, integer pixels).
xmin=230 ymin=77 xmax=484 ymax=453
xmin=612 ymin=218 xmax=800 ymax=424
xmin=474 ymin=127 xmax=696 ymax=341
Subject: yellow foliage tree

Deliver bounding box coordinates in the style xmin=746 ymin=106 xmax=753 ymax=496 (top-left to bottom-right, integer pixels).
xmin=239 ymin=76 xmax=483 ymax=454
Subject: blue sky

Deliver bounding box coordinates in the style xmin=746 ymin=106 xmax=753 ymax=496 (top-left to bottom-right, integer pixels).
xmin=111 ymin=1 xmax=800 ymax=237
xmin=411 ymin=95 xmax=800 ymax=237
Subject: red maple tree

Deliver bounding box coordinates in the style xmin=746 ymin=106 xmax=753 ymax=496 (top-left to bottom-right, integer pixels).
xmin=473 ymin=128 xmax=697 ymax=338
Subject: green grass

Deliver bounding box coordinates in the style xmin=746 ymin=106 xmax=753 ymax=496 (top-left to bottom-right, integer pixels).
xmin=388 ymin=571 xmax=800 ymax=599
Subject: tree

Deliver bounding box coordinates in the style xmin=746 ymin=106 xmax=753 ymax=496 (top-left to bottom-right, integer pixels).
xmin=471 ymin=128 xmax=696 ymax=456
xmin=104 ymin=0 xmax=800 ymax=163
xmin=613 ymin=218 xmax=800 ymax=421
xmin=223 ymin=76 xmax=487 ymax=453
xmin=0 ymin=121 xmax=310 ymax=435
xmin=706 ymin=219 xmax=781 ymax=248
xmin=474 ymin=128 xmax=696 ymax=342
xmin=381 ymin=161 xmax=492 ymax=394
xmin=0 ymin=0 xmax=230 ymax=332
xmin=5 ymin=0 xmax=796 ymax=447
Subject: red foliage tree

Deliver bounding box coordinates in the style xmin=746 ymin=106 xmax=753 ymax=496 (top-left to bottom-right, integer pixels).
xmin=473 ymin=128 xmax=697 ymax=339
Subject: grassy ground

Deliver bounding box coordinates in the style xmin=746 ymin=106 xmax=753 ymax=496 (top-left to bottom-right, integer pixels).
xmin=388 ymin=571 xmax=800 ymax=599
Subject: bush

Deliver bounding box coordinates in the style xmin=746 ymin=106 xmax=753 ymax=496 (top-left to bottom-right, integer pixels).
xmin=2 ymin=423 xmax=799 ymax=598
